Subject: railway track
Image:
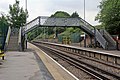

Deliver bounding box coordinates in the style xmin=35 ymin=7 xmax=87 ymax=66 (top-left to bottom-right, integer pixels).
xmin=32 ymin=42 xmax=120 ymax=80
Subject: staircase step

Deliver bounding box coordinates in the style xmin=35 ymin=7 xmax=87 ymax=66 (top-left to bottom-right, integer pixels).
xmin=7 ymin=48 xmax=18 ymax=51
xmin=7 ymin=34 xmax=19 ymax=51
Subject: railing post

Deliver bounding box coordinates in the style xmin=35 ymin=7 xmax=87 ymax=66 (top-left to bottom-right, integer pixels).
xmin=105 ymin=42 xmax=108 ymax=50
xmin=18 ymin=27 xmax=23 ymax=51
xmin=116 ymin=41 xmax=119 ymax=50
xmin=84 ymin=34 xmax=86 ymax=48
xmin=4 ymin=26 xmax=11 ymax=51
xmin=90 ymin=36 xmax=92 ymax=47
xmin=94 ymin=28 xmax=97 ymax=48
xmin=39 ymin=16 xmax=41 ymax=26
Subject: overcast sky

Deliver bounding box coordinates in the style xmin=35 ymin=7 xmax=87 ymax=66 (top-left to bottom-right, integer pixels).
xmin=0 ymin=0 xmax=102 ymax=25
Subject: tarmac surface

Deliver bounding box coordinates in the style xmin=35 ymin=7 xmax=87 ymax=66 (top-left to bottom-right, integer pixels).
xmin=0 ymin=43 xmax=78 ymax=80
xmin=0 ymin=51 xmax=53 ymax=80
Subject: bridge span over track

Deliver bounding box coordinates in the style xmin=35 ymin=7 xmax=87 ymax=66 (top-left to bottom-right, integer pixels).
xmin=23 ymin=16 xmax=94 ymax=36
xmin=21 ymin=16 xmax=116 ymax=50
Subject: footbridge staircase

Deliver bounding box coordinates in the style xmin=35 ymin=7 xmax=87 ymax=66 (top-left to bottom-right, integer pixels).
xmin=4 ymin=27 xmax=23 ymax=51
xmin=22 ymin=16 xmax=116 ymax=50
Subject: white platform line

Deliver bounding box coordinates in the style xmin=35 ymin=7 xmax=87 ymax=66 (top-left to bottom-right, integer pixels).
xmin=40 ymin=50 xmax=79 ymax=80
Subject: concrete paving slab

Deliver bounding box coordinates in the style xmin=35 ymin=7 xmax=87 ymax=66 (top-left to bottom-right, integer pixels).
xmin=0 ymin=51 xmax=53 ymax=80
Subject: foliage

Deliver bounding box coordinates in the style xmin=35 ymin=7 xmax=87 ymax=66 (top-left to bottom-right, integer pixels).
xmin=27 ymin=27 xmax=43 ymax=41
xmin=95 ymin=0 xmax=120 ymax=35
xmin=61 ymin=27 xmax=73 ymax=36
xmin=51 ymin=11 xmax=70 ymax=18
xmin=0 ymin=14 xmax=8 ymax=28
xmin=95 ymin=25 xmax=105 ymax=29
xmin=0 ymin=14 xmax=9 ymax=49
xmin=7 ymin=0 xmax=28 ymax=28
xmin=51 ymin=11 xmax=81 ymax=37
xmin=71 ymin=11 xmax=79 ymax=18
xmin=60 ymin=27 xmax=82 ymax=36
xmin=28 ymin=11 xmax=82 ymax=41
xmin=50 ymin=11 xmax=71 ymax=38
xmin=0 ymin=14 xmax=9 ymax=34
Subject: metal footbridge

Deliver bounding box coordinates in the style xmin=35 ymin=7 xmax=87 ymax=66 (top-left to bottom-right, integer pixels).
xmin=3 ymin=16 xmax=117 ymax=51
xmin=22 ymin=16 xmax=116 ymax=50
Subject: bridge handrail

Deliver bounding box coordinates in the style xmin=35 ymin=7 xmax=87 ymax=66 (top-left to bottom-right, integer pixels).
xmin=24 ymin=17 xmax=39 ymax=27
xmin=23 ymin=17 xmax=39 ymax=32
xmin=4 ymin=26 xmax=11 ymax=51
xmin=79 ymin=18 xmax=95 ymax=30
xmin=95 ymin=29 xmax=108 ymax=49
xmin=24 ymin=16 xmax=95 ymax=31
xmin=18 ymin=27 xmax=22 ymax=51
xmin=103 ymin=30 xmax=116 ymax=46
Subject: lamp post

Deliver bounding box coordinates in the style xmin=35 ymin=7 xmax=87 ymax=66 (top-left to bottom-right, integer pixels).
xmin=84 ymin=0 xmax=85 ymax=20
xmin=25 ymin=0 xmax=27 ymax=49
xmin=84 ymin=0 xmax=86 ymax=47
xmin=25 ymin=0 xmax=27 ymax=11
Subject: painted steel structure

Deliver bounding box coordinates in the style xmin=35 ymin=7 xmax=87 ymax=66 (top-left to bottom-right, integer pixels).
xmin=22 ymin=16 xmax=116 ymax=50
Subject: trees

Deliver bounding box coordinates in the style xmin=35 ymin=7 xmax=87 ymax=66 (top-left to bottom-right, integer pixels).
xmin=51 ymin=11 xmax=70 ymax=18
xmin=0 ymin=14 xmax=9 ymax=35
xmin=71 ymin=11 xmax=79 ymax=18
xmin=95 ymin=0 xmax=120 ymax=35
xmin=51 ymin=11 xmax=81 ymax=34
xmin=7 ymin=0 xmax=28 ymax=28
xmin=27 ymin=11 xmax=82 ymax=40
xmin=0 ymin=14 xmax=8 ymax=27
xmin=51 ymin=11 xmax=71 ymax=35
xmin=0 ymin=14 xmax=9 ymax=49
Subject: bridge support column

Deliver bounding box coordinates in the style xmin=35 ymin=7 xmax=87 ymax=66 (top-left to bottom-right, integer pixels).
xmin=84 ymin=34 xmax=86 ymax=47
xmin=94 ymin=28 xmax=97 ymax=48
xmin=90 ymin=36 xmax=92 ymax=48
xmin=25 ymin=34 xmax=27 ymax=49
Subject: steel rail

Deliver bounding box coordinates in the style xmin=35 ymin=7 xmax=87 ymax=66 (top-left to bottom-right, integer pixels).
xmin=32 ymin=42 xmax=115 ymax=80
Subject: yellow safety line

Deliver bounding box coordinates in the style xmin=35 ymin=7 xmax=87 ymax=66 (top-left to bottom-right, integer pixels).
xmin=0 ymin=50 xmax=5 ymax=57
xmin=0 ymin=54 xmax=5 ymax=57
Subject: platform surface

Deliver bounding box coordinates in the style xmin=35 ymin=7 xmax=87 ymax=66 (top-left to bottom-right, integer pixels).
xmin=0 ymin=43 xmax=78 ymax=80
xmin=71 ymin=43 xmax=120 ymax=55
xmin=0 ymin=51 xmax=53 ymax=80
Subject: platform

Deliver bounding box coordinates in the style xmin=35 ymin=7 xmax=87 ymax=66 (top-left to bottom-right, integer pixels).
xmin=70 ymin=43 xmax=120 ymax=56
xmin=0 ymin=43 xmax=78 ymax=80
xmin=0 ymin=51 xmax=53 ymax=80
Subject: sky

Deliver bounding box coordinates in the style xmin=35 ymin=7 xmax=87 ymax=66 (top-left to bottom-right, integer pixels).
xmin=0 ymin=0 xmax=102 ymax=25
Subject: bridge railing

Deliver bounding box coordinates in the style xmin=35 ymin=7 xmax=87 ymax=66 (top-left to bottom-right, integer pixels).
xmin=79 ymin=18 xmax=94 ymax=30
xmin=23 ymin=16 xmax=111 ymax=49
xmin=77 ymin=18 xmax=109 ymax=49
xmin=23 ymin=17 xmax=39 ymax=32
xmin=103 ymin=30 xmax=116 ymax=47
xmin=41 ymin=17 xmax=95 ymax=36
xmin=4 ymin=26 xmax=11 ymax=51
xmin=23 ymin=16 xmax=95 ymax=33
xmin=23 ymin=16 xmax=95 ymax=31
xmin=95 ymin=29 xmax=108 ymax=49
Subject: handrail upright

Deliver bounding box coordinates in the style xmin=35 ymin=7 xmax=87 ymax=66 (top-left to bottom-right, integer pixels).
xmin=18 ymin=27 xmax=22 ymax=51
xmin=4 ymin=26 xmax=11 ymax=51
